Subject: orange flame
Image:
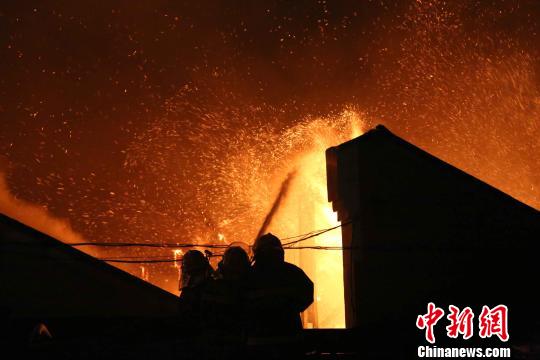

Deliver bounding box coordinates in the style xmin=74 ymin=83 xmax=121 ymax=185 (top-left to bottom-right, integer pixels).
xmin=173 ymin=249 xmax=184 ymax=269
xmin=263 ymin=110 xmax=365 ymax=328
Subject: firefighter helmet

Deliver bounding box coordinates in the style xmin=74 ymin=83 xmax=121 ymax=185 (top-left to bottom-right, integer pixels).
xmin=253 ymin=233 xmax=284 ymax=263
xmin=181 ymin=249 xmax=209 ymax=274
xmin=221 ymin=246 xmax=250 ymax=280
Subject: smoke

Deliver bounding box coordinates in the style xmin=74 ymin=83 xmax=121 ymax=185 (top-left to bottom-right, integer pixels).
xmin=0 ymin=171 xmax=90 ymax=249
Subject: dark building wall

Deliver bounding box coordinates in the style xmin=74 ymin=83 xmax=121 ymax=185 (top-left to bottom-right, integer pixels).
xmin=0 ymin=214 xmax=178 ymax=319
xmin=326 ymin=126 xmax=540 ymax=344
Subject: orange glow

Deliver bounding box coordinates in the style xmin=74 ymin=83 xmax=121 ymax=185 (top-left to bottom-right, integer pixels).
xmin=173 ymin=249 xmax=184 ymax=269
xmin=2 ymin=0 xmax=539 ymax=336
xmin=262 ymin=110 xmax=365 ymax=328
xmin=160 ymin=110 xmax=365 ymax=327
xmin=140 ymin=266 xmax=149 ymax=281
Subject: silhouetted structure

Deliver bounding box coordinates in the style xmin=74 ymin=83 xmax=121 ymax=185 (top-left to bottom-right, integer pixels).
xmin=326 ymin=125 xmax=540 ymax=355
xmin=0 ymin=214 xmax=178 ymax=318
xmin=0 ymin=214 xmax=182 ymax=358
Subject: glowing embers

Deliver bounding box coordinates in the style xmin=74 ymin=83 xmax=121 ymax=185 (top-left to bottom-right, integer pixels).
xmin=274 ymin=145 xmax=346 ymax=329
xmin=173 ymin=249 xmax=184 ymax=270
xmin=257 ymin=111 xmax=364 ymax=328
xmin=117 ymin=110 xmax=365 ymax=328
xmin=140 ymin=266 xmax=149 ymax=281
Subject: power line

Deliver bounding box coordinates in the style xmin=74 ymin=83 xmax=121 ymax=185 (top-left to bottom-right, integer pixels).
xmin=100 ymin=258 xmax=182 ymax=264
xmin=74 ymin=221 xmax=356 ymax=264
xmin=71 ymin=242 xmax=229 ymax=249
xmin=71 ymin=221 xmax=352 ymax=250
xmin=282 ymin=221 xmax=351 ymax=247
xmin=99 ymin=250 xmax=226 ymax=263
xmin=97 ymin=245 xmax=356 ymax=264
xmin=285 ymin=246 xmax=351 ymax=250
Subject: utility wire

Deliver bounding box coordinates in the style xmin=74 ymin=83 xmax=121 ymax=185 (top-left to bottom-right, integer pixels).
xmin=71 ymin=242 xmax=229 ymax=249
xmin=72 ymin=221 xmax=352 ymax=250
xmin=97 ymin=246 xmax=356 ymax=264
xmin=100 ymin=259 xmax=182 ymax=264
xmin=100 ymin=253 xmax=224 ymax=263
xmin=282 ymin=220 xmax=351 ymax=247
xmin=80 ymin=221 xmax=355 ymax=264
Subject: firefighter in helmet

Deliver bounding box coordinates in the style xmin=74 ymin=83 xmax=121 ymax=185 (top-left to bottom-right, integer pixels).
xmin=179 ymin=249 xmax=213 ymax=317
xmin=202 ymin=244 xmax=251 ymax=359
xmin=246 ymin=233 xmax=314 ymax=358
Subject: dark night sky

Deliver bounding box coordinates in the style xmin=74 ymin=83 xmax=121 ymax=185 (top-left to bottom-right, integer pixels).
xmin=1 ymin=1 xmax=539 ymax=287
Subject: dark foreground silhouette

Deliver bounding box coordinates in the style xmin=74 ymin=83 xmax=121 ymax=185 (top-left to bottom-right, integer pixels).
xmin=178 ymin=233 xmax=314 ymax=359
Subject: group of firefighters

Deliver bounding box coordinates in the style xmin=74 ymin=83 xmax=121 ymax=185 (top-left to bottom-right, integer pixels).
xmin=178 ymin=233 xmax=314 ymax=359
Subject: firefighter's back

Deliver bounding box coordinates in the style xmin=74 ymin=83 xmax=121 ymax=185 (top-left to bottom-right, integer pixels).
xmin=246 ymin=234 xmax=314 ymax=359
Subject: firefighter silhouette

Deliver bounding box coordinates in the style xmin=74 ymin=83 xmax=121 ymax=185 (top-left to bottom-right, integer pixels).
xmin=246 ymin=233 xmax=314 ymax=359
xmin=178 ymin=250 xmax=214 ymax=317
xmin=201 ymin=245 xmax=251 ymax=359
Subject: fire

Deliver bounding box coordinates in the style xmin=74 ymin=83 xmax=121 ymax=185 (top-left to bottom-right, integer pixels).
xmin=2 ymin=0 xmax=539 ymax=335
xmin=277 ymin=150 xmax=346 ymax=329
xmin=259 ymin=110 xmax=365 ymax=328
xmin=163 ymin=110 xmax=365 ymax=328
xmin=140 ymin=266 xmax=149 ymax=281
xmin=173 ymin=249 xmax=184 ymax=269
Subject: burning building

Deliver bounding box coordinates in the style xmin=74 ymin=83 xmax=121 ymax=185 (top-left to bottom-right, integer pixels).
xmin=326 ymin=125 xmax=540 ymax=354
xmin=1 ymin=124 xmax=539 ymax=358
